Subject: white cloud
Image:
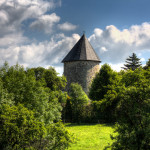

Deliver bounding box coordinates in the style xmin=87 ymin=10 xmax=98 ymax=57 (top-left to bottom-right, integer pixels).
xmin=0 ymin=0 xmax=58 ymax=47
xmin=100 ymin=46 xmax=107 ymax=53
xmin=141 ymin=58 xmax=145 ymax=62
xmin=54 ymin=66 xmax=64 ymax=76
xmin=89 ymin=22 xmax=150 ymax=65
xmin=30 ymin=13 xmax=60 ymax=34
xmin=58 ymin=22 xmax=77 ymax=31
xmin=0 ymin=0 xmax=54 ymax=25
xmin=0 ymin=33 xmax=28 ymax=47
xmin=0 ymin=11 xmax=8 ymax=24
xmin=109 ymin=63 xmax=124 ymax=72
xmin=0 ymin=0 xmax=6 ymax=6
xmin=1 ymin=0 xmax=150 ymax=75
xmin=0 ymin=34 xmax=80 ymax=69
xmin=0 ymin=0 xmax=80 ymax=74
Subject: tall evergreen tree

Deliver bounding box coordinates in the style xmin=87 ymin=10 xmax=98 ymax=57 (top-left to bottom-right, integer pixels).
xmin=122 ymin=53 xmax=142 ymax=70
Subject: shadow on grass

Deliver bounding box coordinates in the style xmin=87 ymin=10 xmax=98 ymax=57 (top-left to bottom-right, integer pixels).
xmin=65 ymin=123 xmax=114 ymax=127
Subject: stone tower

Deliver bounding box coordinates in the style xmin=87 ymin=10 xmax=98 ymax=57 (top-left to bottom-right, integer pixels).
xmin=62 ymin=34 xmax=101 ymax=93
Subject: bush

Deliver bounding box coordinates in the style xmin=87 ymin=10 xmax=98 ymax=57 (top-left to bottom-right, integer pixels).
xmin=0 ymin=104 xmax=46 ymax=149
xmin=109 ymin=85 xmax=150 ymax=150
xmin=0 ymin=104 xmax=74 ymax=150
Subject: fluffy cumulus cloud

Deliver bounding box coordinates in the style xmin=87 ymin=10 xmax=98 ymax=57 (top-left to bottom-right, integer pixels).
xmin=0 ymin=0 xmax=78 ymax=73
xmin=0 ymin=0 xmax=57 ymax=47
xmin=30 ymin=13 xmax=60 ymax=34
xmin=1 ymin=0 xmax=150 ymax=74
xmin=89 ymin=23 xmax=150 ymax=67
xmin=58 ymin=22 xmax=77 ymax=31
xmin=0 ymin=33 xmax=80 ymax=69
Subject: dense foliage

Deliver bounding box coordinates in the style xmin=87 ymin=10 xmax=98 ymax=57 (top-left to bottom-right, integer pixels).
xmin=64 ymin=60 xmax=149 ymax=149
xmin=110 ymin=85 xmax=150 ymax=150
xmin=88 ymin=60 xmax=150 ymax=149
xmin=143 ymin=59 xmax=150 ymax=70
xmin=0 ymin=104 xmax=46 ymax=149
xmin=0 ymin=62 xmax=74 ymax=150
xmin=89 ymin=64 xmax=119 ymax=101
xmin=0 ymin=54 xmax=149 ymax=149
xmin=29 ymin=67 xmax=66 ymax=91
xmin=106 ymin=67 xmax=150 ymax=150
xmin=88 ymin=64 xmax=120 ymax=122
xmin=65 ymin=83 xmax=89 ymax=123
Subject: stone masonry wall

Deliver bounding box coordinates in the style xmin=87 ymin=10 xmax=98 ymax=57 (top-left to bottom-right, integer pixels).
xmin=64 ymin=61 xmax=100 ymax=94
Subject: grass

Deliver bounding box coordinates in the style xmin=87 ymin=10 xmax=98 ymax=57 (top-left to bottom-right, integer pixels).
xmin=65 ymin=123 xmax=114 ymax=150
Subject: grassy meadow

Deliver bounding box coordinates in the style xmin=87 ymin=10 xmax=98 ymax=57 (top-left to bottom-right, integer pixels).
xmin=66 ymin=124 xmax=114 ymax=150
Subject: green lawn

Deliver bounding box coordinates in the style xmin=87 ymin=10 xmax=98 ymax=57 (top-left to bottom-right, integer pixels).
xmin=66 ymin=124 xmax=114 ymax=150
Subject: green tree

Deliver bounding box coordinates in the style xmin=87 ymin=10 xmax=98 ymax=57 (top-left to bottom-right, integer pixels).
xmin=0 ymin=63 xmax=62 ymax=124
xmin=143 ymin=58 xmax=150 ymax=70
xmin=92 ymin=87 xmax=119 ymax=123
xmin=28 ymin=67 xmax=68 ymax=122
xmin=122 ymin=53 xmax=142 ymax=70
xmin=0 ymin=104 xmax=74 ymax=150
xmin=46 ymin=122 xmax=75 ymax=150
xmin=104 ymin=68 xmax=150 ymax=149
xmin=121 ymin=68 xmax=146 ymax=87
xmin=89 ymin=64 xmax=121 ymax=122
xmin=0 ymin=104 xmax=46 ymax=150
xmin=0 ymin=80 xmax=14 ymax=106
xmin=62 ymin=95 xmax=72 ymax=123
xmin=89 ymin=64 xmax=119 ymax=101
xmin=29 ymin=67 xmax=66 ymax=91
xmin=0 ymin=62 xmax=74 ymax=149
xmin=68 ymin=83 xmax=89 ymax=123
xmin=144 ymin=67 xmax=150 ymax=83
xmin=109 ymin=85 xmax=150 ymax=150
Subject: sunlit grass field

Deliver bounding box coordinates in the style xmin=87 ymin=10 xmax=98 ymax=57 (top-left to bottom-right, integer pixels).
xmin=66 ymin=124 xmax=114 ymax=150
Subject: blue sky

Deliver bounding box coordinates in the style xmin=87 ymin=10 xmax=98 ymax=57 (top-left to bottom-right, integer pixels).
xmin=55 ymin=0 xmax=150 ymax=35
xmin=0 ymin=0 xmax=150 ymax=75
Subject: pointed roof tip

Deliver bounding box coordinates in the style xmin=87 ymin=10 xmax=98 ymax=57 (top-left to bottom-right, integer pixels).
xmin=62 ymin=33 xmax=101 ymax=63
xmin=82 ymin=30 xmax=86 ymax=35
xmin=79 ymin=33 xmax=85 ymax=40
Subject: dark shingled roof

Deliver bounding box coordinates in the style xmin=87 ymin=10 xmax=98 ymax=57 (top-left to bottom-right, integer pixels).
xmin=62 ymin=34 xmax=101 ymax=62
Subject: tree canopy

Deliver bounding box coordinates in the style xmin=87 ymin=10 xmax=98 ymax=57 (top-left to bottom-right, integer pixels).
xmin=109 ymin=85 xmax=150 ymax=150
xmin=67 ymin=83 xmax=89 ymax=123
xmin=0 ymin=62 xmax=74 ymax=150
xmin=89 ymin=64 xmax=119 ymax=101
xmin=0 ymin=57 xmax=150 ymax=149
xmin=143 ymin=58 xmax=150 ymax=70
xmin=28 ymin=66 xmax=66 ymax=91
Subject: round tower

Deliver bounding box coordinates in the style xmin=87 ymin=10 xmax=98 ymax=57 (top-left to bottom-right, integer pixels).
xmin=62 ymin=34 xmax=101 ymax=94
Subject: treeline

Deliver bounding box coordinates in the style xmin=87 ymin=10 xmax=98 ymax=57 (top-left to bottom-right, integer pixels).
xmin=89 ymin=63 xmax=150 ymax=149
xmin=0 ymin=53 xmax=150 ymax=149
xmin=64 ymin=63 xmax=150 ymax=123
xmin=63 ymin=53 xmax=150 ymax=149
xmin=64 ymin=53 xmax=150 ymax=123
xmin=0 ymin=62 xmax=74 ymax=150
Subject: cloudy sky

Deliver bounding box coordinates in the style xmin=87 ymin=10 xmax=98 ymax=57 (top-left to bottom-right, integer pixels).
xmin=0 ymin=0 xmax=150 ymax=75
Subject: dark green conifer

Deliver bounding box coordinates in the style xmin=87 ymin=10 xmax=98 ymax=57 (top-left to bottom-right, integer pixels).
xmin=122 ymin=53 xmax=142 ymax=70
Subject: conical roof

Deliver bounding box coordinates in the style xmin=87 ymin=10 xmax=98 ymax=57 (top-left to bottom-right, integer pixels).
xmin=62 ymin=34 xmax=101 ymax=62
